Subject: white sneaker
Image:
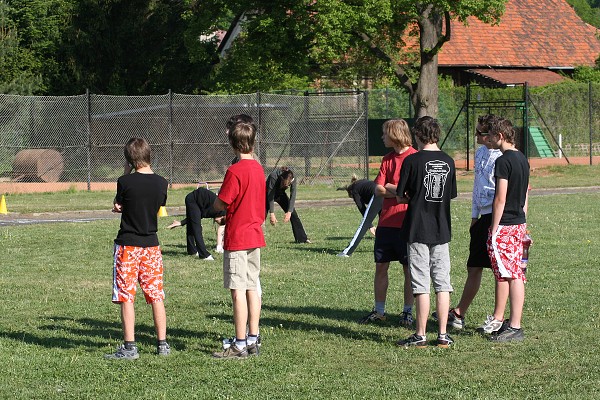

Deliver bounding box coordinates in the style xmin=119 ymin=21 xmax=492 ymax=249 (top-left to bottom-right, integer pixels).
xmin=202 ymin=255 xmax=215 ymax=261
xmin=337 ymin=252 xmax=350 ymax=258
xmin=215 ymin=246 xmax=224 ymax=254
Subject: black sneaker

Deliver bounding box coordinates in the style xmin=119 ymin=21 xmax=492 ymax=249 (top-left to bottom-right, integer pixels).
xmin=437 ymin=333 xmax=454 ymax=348
xmin=358 ymin=309 xmax=386 ymax=324
xmin=399 ymin=311 xmax=414 ymax=327
xmin=396 ymin=334 xmax=427 ymax=348
xmin=489 ymin=326 xmax=525 ymax=342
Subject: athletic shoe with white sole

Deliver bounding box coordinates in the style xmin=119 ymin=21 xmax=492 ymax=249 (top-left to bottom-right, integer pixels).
xmin=437 ymin=333 xmax=454 ymax=348
xmin=476 ymin=315 xmax=504 ymax=334
xmin=104 ymin=344 xmax=139 ymax=360
xmin=157 ymin=342 xmax=171 ymax=356
xmin=396 ymin=334 xmax=427 ymax=348
xmin=358 ymin=309 xmax=386 ymax=324
xmin=399 ymin=311 xmax=414 ymax=328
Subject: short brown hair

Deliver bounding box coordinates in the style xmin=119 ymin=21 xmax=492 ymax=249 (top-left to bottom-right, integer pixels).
xmin=490 ymin=117 xmax=516 ymax=144
xmin=228 ymin=121 xmax=257 ymax=154
xmin=477 ymin=114 xmax=497 ymax=134
xmin=279 ymin=167 xmax=294 ymax=188
xmin=382 ymin=119 xmax=412 ymax=148
xmin=412 ymin=116 xmax=441 ymax=144
xmin=226 ymin=114 xmax=254 ymax=133
xmin=124 ymin=137 xmax=151 ymax=168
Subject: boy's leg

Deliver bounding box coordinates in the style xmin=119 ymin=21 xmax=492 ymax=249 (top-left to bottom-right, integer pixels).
xmin=246 ymin=289 xmax=261 ymax=336
xmin=454 ymin=267 xmax=483 ymax=316
xmin=151 ymin=301 xmax=167 ymax=341
xmin=121 ymin=302 xmax=136 ymax=342
xmin=374 ymin=261 xmax=390 ymax=309
xmin=435 ymin=292 xmax=450 ymax=335
xmin=430 ymin=243 xmax=453 ymax=336
xmin=507 ymin=278 xmax=524 ymax=329
xmin=414 ymin=293 xmax=430 ymax=336
xmin=493 ymin=280 xmax=509 ymax=321
xmin=402 ymin=264 xmax=414 ymax=308
xmin=231 ymin=289 xmax=249 ymax=340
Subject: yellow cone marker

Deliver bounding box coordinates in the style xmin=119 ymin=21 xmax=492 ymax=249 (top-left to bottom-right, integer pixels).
xmin=0 ymin=195 xmax=7 ymax=215
xmin=158 ymin=206 xmax=168 ymax=217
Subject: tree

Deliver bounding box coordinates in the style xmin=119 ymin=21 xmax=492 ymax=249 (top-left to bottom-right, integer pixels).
xmin=215 ymin=1 xmax=507 ymax=117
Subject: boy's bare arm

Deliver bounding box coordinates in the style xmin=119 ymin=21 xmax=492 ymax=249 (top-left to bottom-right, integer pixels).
xmin=490 ymin=178 xmax=508 ymax=233
xmin=213 ymin=197 xmax=228 ymax=212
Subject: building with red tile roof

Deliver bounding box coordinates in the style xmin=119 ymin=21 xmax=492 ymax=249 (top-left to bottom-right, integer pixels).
xmin=438 ymin=0 xmax=600 ymax=86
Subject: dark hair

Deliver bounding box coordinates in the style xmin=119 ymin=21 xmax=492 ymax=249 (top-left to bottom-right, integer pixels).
xmin=412 ymin=116 xmax=441 ymax=144
xmin=228 ymin=121 xmax=257 ymax=154
xmin=226 ymin=114 xmax=254 ymax=133
xmin=279 ymin=167 xmax=294 ymax=188
xmin=124 ymin=137 xmax=151 ymax=168
xmin=477 ymin=114 xmax=497 ymax=134
xmin=490 ymin=117 xmax=516 ymax=144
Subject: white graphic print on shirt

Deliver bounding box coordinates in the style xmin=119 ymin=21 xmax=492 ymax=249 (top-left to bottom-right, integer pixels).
xmin=423 ymin=160 xmax=451 ymax=202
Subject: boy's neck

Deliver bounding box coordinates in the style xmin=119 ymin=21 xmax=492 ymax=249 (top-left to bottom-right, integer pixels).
xmin=135 ymin=165 xmax=153 ymax=174
xmin=393 ymin=145 xmax=410 ymax=154
xmin=499 ymin=142 xmax=517 ymax=153
xmin=237 ymin=152 xmax=254 ymax=160
xmin=421 ymin=143 xmax=440 ymax=151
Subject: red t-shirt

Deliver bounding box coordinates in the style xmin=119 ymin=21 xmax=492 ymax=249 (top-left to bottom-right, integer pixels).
xmin=218 ymin=159 xmax=266 ymax=251
xmin=374 ymin=147 xmax=417 ymax=228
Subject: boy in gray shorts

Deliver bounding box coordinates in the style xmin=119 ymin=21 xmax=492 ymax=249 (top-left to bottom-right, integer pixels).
xmin=395 ymin=116 xmax=457 ymax=348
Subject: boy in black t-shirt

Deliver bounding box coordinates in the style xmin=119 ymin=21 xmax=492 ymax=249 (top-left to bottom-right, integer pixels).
xmin=105 ymin=137 xmax=170 ymax=360
xmin=395 ymin=117 xmax=457 ymax=348
xmin=486 ymin=118 xmax=530 ymax=342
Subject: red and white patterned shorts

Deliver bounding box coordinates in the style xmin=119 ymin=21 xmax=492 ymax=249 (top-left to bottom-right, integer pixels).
xmin=112 ymin=245 xmax=165 ymax=304
xmin=487 ymin=224 xmax=527 ymax=283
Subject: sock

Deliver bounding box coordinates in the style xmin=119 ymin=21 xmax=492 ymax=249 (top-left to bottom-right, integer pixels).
xmin=247 ymin=334 xmax=258 ymax=346
xmin=403 ymin=305 xmax=412 ymax=314
xmin=235 ymin=338 xmax=247 ymax=349
xmin=124 ymin=341 xmax=136 ymax=350
xmin=157 ymin=339 xmax=167 ymax=346
xmin=375 ymin=302 xmax=385 ymax=315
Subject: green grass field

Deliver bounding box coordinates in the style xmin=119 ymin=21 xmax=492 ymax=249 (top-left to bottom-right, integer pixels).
xmin=1 ymin=165 xmax=600 ymax=399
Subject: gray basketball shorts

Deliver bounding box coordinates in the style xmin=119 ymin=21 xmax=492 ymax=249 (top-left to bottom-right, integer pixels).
xmin=408 ymin=242 xmax=453 ymax=295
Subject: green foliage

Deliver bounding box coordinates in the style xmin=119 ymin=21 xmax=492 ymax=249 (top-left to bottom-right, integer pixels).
xmin=566 ymin=0 xmax=600 ymax=27
xmin=573 ymin=65 xmax=600 ymax=82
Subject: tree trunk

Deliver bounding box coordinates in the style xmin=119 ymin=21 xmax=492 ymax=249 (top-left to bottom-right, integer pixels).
xmin=413 ymin=8 xmax=444 ymax=118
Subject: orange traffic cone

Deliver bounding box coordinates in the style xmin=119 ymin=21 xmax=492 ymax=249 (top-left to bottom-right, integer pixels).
xmin=158 ymin=206 xmax=168 ymax=217
xmin=0 ymin=195 xmax=7 ymax=215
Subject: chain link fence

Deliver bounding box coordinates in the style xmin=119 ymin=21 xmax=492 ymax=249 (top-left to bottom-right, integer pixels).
xmin=0 ymin=92 xmax=367 ymax=193
xmin=1 ymin=84 xmax=598 ymax=193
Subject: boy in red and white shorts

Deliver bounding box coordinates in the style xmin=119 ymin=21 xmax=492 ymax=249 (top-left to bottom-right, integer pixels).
xmin=486 ymin=118 xmax=530 ymax=342
xmin=106 ymin=137 xmax=170 ymax=360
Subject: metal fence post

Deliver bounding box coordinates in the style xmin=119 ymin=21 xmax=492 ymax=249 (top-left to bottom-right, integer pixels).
xmin=589 ymin=81 xmax=593 ymax=166
xmin=364 ymin=91 xmax=370 ymax=179
xmin=168 ymin=89 xmax=174 ymax=188
xmin=524 ymin=83 xmax=530 ymax=160
xmin=86 ymin=89 xmax=92 ymax=191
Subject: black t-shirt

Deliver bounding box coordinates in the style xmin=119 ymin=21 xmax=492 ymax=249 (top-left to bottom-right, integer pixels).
xmin=348 ymin=179 xmax=377 ymax=214
xmin=114 ymin=172 xmax=168 ymax=247
xmin=494 ymin=150 xmax=529 ymax=225
xmin=397 ymin=150 xmax=457 ymax=244
xmin=180 ymin=188 xmax=224 ymax=225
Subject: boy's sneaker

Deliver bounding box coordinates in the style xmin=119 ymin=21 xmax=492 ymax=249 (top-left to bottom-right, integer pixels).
xmin=201 ymin=255 xmax=215 ymax=261
xmin=212 ymin=344 xmax=248 ymax=359
xmin=437 ymin=333 xmax=454 ymax=348
xmin=157 ymin=342 xmax=171 ymax=356
xmin=337 ymin=252 xmax=350 ymax=258
xmin=358 ymin=309 xmax=386 ymax=324
xmin=247 ymin=335 xmax=262 ymax=356
xmin=476 ymin=315 xmax=504 ymax=334
xmin=104 ymin=344 xmax=139 ymax=360
xmin=489 ymin=326 xmax=525 ymax=342
xmin=431 ymin=308 xmax=464 ymax=329
xmin=399 ymin=311 xmax=414 ymax=327
xmin=396 ymin=334 xmax=427 ymax=348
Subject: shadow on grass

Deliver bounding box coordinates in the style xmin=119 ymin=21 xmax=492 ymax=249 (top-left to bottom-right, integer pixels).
xmin=3 ymin=316 xmax=214 ymax=354
xmin=208 ymin=304 xmax=410 ymax=343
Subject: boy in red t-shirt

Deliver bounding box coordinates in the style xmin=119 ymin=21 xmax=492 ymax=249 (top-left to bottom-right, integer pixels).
xmin=212 ymin=115 xmax=266 ymax=358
